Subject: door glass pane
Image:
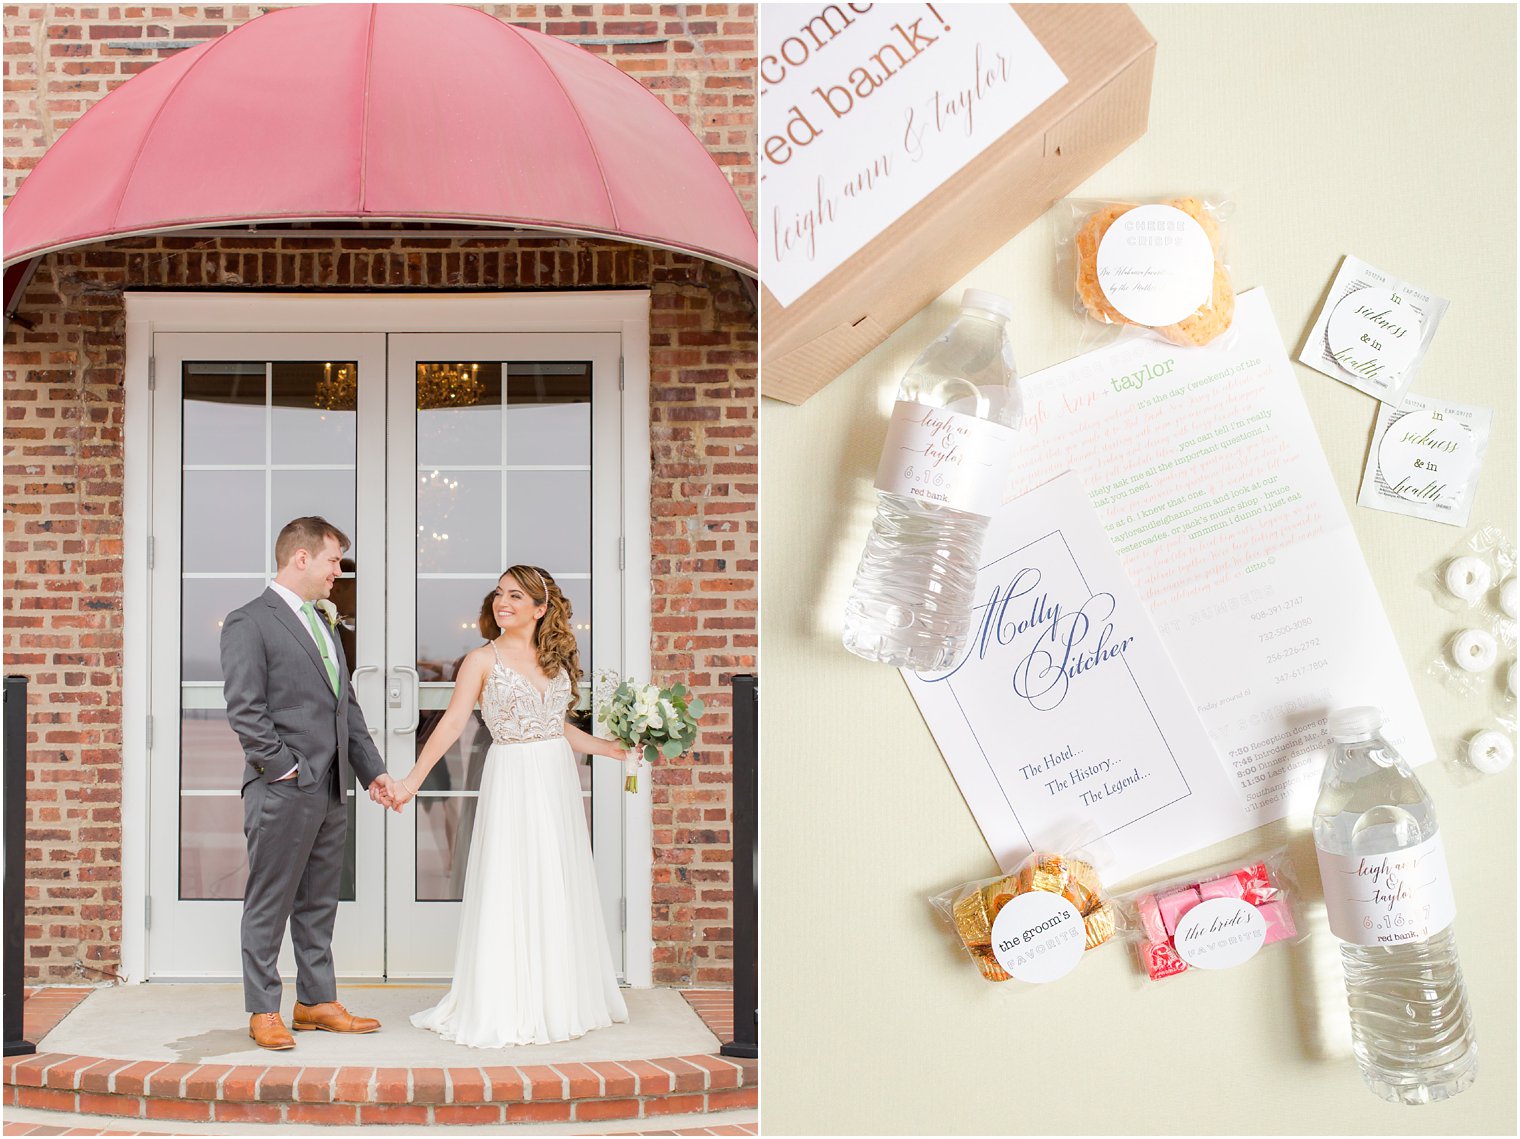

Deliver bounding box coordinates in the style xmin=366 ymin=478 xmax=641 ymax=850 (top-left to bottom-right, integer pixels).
xmin=272 ymin=470 xmax=359 ymax=565
xmin=180 ymin=706 xmax=246 ymax=792
xmin=505 ymin=471 xmax=591 ymax=572
xmin=418 ymin=363 xmax=502 ymax=467
xmin=179 ymin=360 xmax=360 ymax=903
xmin=272 ymin=362 xmax=358 ymax=464
xmin=506 ymin=362 xmax=591 ymax=465
xmin=417 ymin=577 xmax=496 ymax=682
xmin=183 ymin=471 xmax=265 ymax=572
xmin=180 ymin=792 xmax=356 ymax=901
xmin=417 ymin=470 xmax=502 ymax=575
xmin=181 ymin=578 xmax=265 ymax=682
xmin=183 ymin=362 xmax=265 ymax=465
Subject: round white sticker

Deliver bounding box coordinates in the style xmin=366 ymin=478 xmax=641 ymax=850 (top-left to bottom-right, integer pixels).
xmin=1377 ymin=408 xmax=1475 ymax=505
xmin=1327 ymin=287 xmax=1423 ymax=385
xmin=988 ymin=892 xmax=1086 ymax=983
xmin=1172 ymin=898 xmax=1267 ymax=970
xmin=1095 ymin=204 xmax=1215 ymax=326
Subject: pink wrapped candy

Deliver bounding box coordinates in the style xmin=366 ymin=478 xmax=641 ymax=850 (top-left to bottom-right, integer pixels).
xmin=1156 ymin=887 xmax=1201 ymax=935
xmin=1198 ymin=873 xmax=1246 ymax=902
xmin=1121 ymin=851 xmax=1300 ymax=983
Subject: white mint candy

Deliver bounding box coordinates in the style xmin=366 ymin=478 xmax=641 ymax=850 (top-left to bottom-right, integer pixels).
xmin=1328 ymin=287 xmax=1423 ymax=383
xmin=1443 ymin=557 xmax=1492 ymax=603
xmin=1500 ymin=575 xmax=1517 ymax=618
xmin=1467 ymin=730 xmax=1514 ymax=775
xmin=1451 ymin=628 xmax=1498 ymax=673
xmin=1509 ymin=660 xmax=1517 ymax=697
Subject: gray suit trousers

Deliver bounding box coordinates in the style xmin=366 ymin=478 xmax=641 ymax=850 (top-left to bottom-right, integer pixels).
xmin=241 ymin=762 xmax=347 ymax=1013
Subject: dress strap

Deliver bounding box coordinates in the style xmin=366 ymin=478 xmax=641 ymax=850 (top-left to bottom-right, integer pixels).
xmin=487 ymin=640 xmax=504 ymax=668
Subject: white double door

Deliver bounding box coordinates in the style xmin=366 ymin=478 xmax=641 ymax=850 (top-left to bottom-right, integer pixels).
xmin=146 ymin=330 xmax=626 ymax=981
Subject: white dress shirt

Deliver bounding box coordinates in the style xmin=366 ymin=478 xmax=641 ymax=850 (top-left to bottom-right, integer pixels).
xmin=268 ymin=580 xmax=338 ymax=780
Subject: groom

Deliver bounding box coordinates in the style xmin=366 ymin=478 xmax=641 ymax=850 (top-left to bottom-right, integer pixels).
xmin=221 ymin=516 xmax=401 ymax=1050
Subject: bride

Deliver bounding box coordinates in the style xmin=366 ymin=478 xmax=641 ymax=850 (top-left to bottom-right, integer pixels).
xmin=393 ymin=564 xmax=633 ymax=1046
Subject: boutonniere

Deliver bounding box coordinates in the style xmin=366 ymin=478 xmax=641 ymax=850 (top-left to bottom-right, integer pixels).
xmin=314 ymin=599 xmax=341 ymax=631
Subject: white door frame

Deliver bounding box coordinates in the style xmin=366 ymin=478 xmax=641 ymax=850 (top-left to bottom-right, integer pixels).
xmin=121 ymin=291 xmax=655 ymax=987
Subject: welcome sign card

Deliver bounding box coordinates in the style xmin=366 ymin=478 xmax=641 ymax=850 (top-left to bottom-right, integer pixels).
xmin=760 ymin=4 xmax=1067 ymax=305
xmin=905 ymin=472 xmax=1244 ymax=883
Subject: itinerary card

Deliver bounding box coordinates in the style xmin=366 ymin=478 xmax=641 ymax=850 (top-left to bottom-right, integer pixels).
xmin=906 ymin=290 xmax=1435 ymax=882
xmin=760 ymin=5 xmax=1067 ymax=305
xmin=905 ymin=473 xmax=1245 ymax=883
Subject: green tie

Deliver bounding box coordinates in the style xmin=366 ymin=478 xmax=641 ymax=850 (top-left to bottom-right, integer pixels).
xmin=300 ymin=602 xmax=340 ymax=696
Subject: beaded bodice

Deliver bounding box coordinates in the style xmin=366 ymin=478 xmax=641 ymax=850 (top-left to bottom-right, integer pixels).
xmin=479 ymin=646 xmax=570 ymax=745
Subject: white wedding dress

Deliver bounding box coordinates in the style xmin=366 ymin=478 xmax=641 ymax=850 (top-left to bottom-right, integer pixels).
xmin=411 ymin=646 xmax=628 ymax=1046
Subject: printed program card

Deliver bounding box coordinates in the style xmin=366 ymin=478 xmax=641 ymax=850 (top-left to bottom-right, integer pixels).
xmin=908 ymin=290 xmax=1435 ymax=883
xmin=759 ymin=5 xmax=1067 ymax=306
xmin=905 ymin=473 xmax=1245 ymax=883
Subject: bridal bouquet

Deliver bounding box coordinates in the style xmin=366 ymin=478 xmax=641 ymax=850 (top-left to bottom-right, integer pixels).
xmin=593 ymin=670 xmax=704 ymax=792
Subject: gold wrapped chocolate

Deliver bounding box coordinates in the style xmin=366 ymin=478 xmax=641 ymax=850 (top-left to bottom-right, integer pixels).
xmin=970 ymin=947 xmax=1011 ymax=983
xmin=1029 ymin=853 xmax=1070 ymax=896
xmin=937 ymin=850 xmax=1113 ymax=982
xmin=1066 ymin=858 xmax=1102 ymax=905
xmin=980 ymin=874 xmax=1021 ymax=917
xmin=1083 ymin=901 xmax=1116 ymax=950
xmin=952 ymin=886 xmax=993 ymax=950
xmin=1063 ymin=878 xmax=1101 ymax=917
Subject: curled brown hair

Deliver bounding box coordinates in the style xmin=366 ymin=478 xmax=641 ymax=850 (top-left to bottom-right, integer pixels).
xmin=481 ymin=565 xmax=581 ymax=696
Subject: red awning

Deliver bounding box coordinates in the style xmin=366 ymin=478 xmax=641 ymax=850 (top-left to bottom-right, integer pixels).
xmin=2 ymin=4 xmax=755 ymax=279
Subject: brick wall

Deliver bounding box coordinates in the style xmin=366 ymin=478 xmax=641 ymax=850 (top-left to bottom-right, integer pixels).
xmin=3 ymin=6 xmax=755 ymax=987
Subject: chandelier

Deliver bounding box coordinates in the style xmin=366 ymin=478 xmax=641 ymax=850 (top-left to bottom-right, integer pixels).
xmin=313 ymin=362 xmax=357 ymax=410
xmin=416 ymin=362 xmax=485 ymax=410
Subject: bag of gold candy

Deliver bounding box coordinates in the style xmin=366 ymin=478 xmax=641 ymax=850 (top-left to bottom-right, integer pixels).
xmin=929 ymin=850 xmax=1115 ymax=984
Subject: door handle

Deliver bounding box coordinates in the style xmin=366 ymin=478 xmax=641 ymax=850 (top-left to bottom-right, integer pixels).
xmin=351 ymin=665 xmax=380 ymax=740
xmin=389 ymin=665 xmax=420 ymax=735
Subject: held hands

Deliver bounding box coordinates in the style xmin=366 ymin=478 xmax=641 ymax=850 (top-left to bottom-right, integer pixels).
xmin=368 ymin=772 xmax=411 ymax=814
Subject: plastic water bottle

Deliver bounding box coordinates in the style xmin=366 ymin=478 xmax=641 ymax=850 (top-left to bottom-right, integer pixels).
xmin=842 ymin=289 xmax=1021 ymax=670
xmin=1311 ymin=707 xmax=1477 ymax=1104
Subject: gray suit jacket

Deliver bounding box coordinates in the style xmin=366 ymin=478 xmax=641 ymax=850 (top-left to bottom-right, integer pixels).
xmin=220 ymin=588 xmax=386 ymax=793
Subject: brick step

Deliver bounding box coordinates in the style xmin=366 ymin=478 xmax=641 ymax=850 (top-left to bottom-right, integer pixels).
xmin=4 ymin=1052 xmax=758 ymax=1127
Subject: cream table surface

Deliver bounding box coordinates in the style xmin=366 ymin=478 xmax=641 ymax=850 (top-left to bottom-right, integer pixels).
xmin=759 ymin=5 xmax=1516 ymax=1135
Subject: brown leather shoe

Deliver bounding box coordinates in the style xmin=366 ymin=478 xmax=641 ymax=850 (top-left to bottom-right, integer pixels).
xmin=248 ymin=1011 xmax=296 ymax=1050
xmin=292 ymin=1000 xmax=380 ymax=1033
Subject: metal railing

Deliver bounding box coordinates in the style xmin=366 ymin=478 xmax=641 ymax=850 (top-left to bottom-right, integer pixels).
xmin=720 ymin=673 xmax=757 ymax=1059
xmin=4 ymin=675 xmax=35 ymax=1056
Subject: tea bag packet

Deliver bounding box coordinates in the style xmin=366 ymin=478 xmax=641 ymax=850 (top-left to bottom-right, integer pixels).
xmin=1300 ymin=256 xmax=1449 ymax=405
xmin=1357 ymin=394 xmax=1491 ymax=527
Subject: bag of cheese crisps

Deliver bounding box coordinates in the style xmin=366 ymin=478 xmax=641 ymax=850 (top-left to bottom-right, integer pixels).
xmin=1111 ymin=848 xmax=1304 ymax=984
xmin=1057 ymin=195 xmax=1238 ymax=351
xmin=930 ymin=850 xmax=1115 ymax=986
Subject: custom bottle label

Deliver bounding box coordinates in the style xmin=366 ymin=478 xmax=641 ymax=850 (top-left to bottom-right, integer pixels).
xmin=874 ymin=400 xmax=1018 ymax=517
xmin=1316 ymin=833 xmax=1457 ymax=947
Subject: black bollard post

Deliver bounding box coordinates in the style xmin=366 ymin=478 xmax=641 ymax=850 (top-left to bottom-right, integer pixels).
xmin=721 ymin=674 xmax=757 ymax=1059
xmin=4 ymin=675 xmax=35 ymax=1056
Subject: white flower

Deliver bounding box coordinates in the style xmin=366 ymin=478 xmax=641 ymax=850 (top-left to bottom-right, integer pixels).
xmin=314 ymin=599 xmax=340 ymax=629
